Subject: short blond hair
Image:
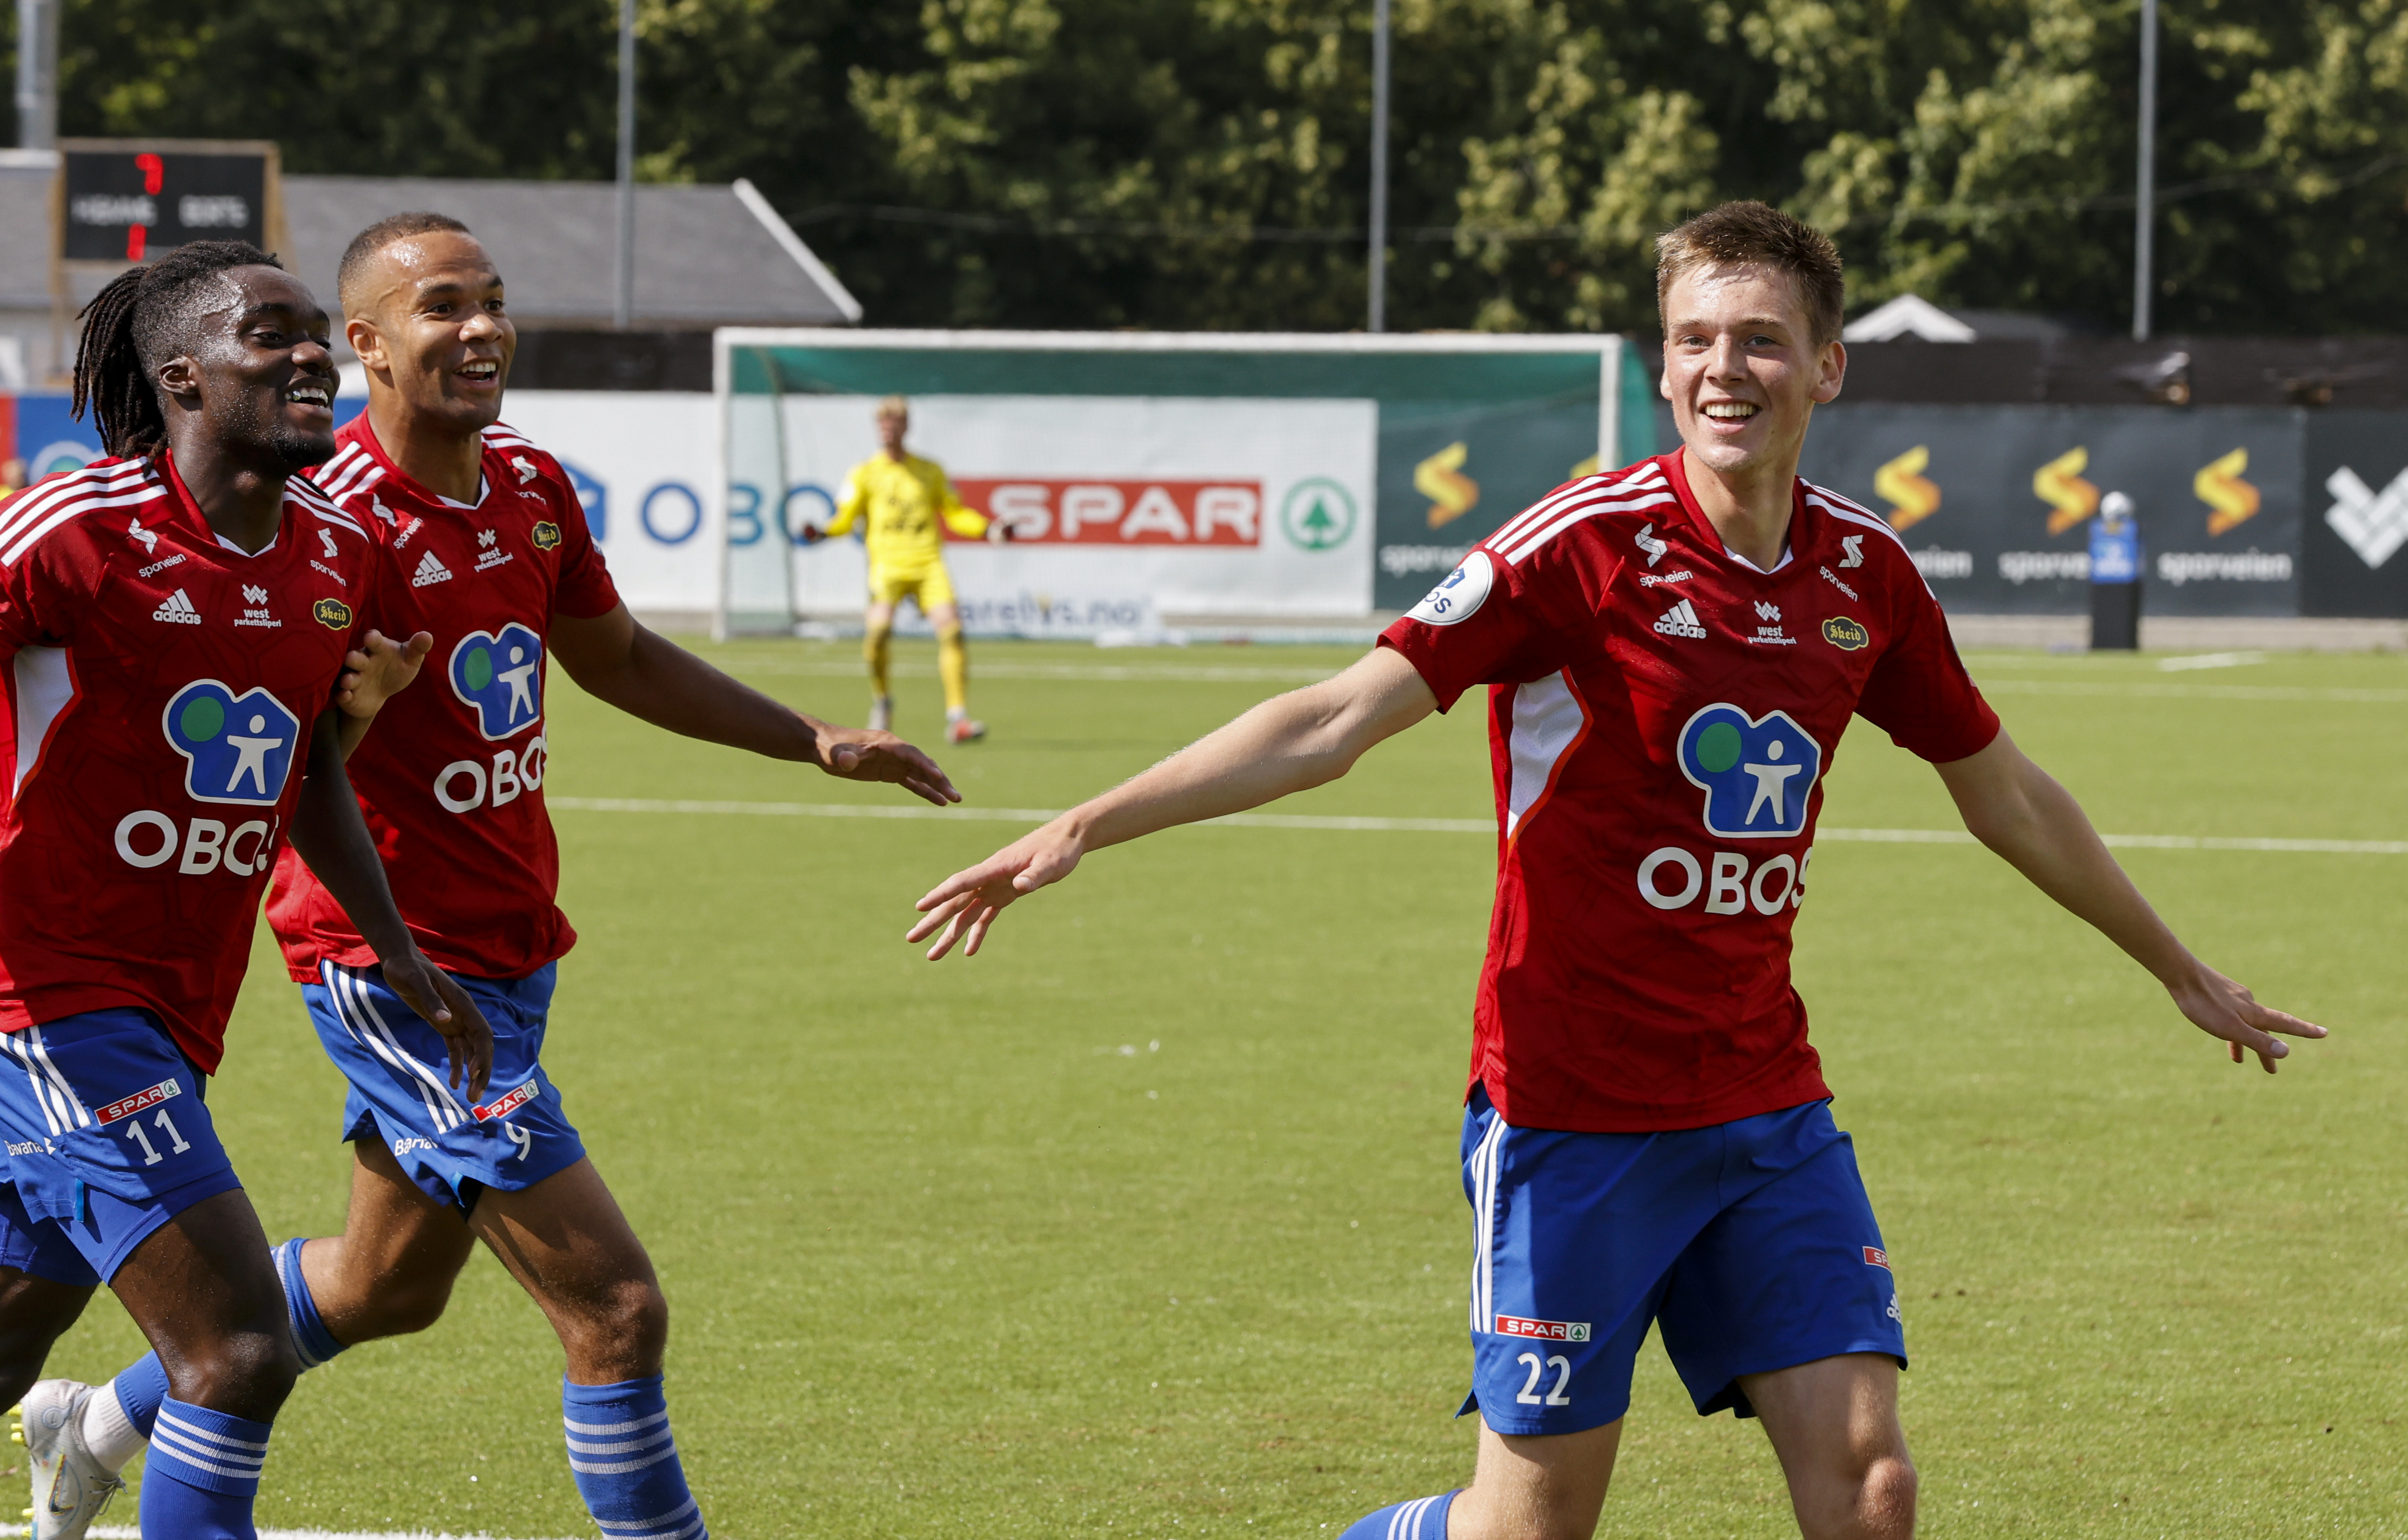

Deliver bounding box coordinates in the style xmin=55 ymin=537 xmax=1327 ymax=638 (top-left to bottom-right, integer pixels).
xmin=877 ymin=394 xmax=910 ymax=419
xmin=1655 ymin=202 xmax=1845 ymax=346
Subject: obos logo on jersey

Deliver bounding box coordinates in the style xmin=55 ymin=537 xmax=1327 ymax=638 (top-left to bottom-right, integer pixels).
xmin=1407 ymin=550 xmax=1493 ymax=626
xmin=1676 ymin=704 xmax=1823 ymax=838
xmin=163 ymin=681 xmax=302 ymax=805
xmin=450 ymin=624 xmax=545 ymax=740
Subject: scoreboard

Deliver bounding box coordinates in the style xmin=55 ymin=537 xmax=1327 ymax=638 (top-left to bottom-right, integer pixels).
xmin=55 ymin=139 xmax=283 ymax=263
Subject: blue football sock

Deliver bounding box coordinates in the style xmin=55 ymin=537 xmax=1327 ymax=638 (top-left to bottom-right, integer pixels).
xmin=1339 ymin=1491 xmax=1459 ymax=1540
xmin=109 ymin=1237 xmax=342 ymax=1447
xmin=139 ymin=1396 xmax=271 ymax=1539
xmin=561 ymin=1376 xmax=707 ymax=1539
xmin=109 ymin=1351 xmax=171 ymax=1437
xmin=272 ymin=1237 xmax=347 ymax=1368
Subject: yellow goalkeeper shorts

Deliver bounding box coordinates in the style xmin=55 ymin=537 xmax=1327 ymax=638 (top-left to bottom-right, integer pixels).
xmin=867 ymin=560 xmax=956 ymax=614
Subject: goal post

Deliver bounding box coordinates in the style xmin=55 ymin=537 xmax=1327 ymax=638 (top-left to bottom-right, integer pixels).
xmin=710 ymin=329 xmax=1652 ymax=641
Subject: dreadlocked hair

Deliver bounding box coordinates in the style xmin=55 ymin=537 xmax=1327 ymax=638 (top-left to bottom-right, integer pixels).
xmin=72 ymin=240 xmax=283 ymax=460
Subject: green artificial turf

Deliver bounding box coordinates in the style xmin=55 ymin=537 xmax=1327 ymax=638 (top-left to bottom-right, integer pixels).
xmin=28 ymin=639 xmax=2405 ymax=1538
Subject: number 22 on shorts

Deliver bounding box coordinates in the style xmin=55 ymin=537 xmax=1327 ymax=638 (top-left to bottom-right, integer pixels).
xmin=1515 ymin=1351 xmax=1573 ymax=1406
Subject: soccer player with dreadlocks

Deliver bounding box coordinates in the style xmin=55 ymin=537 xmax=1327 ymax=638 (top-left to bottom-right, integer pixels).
xmin=34 ymin=213 xmax=960 ymax=1540
xmin=0 ymin=241 xmax=491 ymax=1540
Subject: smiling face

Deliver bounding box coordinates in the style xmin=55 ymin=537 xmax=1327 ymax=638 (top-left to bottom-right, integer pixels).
xmin=162 ymin=265 xmax=339 ymax=471
xmin=345 ymin=230 xmax=514 ymax=433
xmin=1659 ymin=263 xmax=1845 ymax=481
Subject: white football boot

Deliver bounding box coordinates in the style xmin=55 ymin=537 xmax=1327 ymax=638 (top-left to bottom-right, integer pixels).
xmin=13 ymin=1380 xmax=123 ymax=1540
xmin=868 ymin=695 xmax=894 ymax=732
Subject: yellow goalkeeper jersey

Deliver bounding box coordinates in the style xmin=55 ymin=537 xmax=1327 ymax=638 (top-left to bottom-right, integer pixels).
xmin=828 ymin=452 xmax=989 ymax=570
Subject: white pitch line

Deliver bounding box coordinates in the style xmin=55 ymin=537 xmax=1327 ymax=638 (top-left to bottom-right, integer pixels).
xmin=547 ymin=798 xmax=2408 ymax=854
xmin=725 ymin=658 xmax=1343 ymax=684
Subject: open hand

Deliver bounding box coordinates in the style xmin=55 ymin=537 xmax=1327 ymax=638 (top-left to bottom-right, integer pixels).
xmin=907 ymin=825 xmax=1083 ymax=959
xmin=818 ymin=726 xmax=960 ymax=806
xmin=380 ymin=949 xmax=495 ymax=1099
xmin=2167 ymin=963 xmax=2326 ymax=1074
xmin=335 ymin=629 xmax=435 ymax=719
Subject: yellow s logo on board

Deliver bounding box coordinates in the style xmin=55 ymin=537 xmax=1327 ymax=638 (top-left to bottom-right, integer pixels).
xmin=1874 ymin=445 xmax=1942 ymax=531
xmin=1416 ymin=441 xmax=1480 ymax=530
xmin=2195 ymin=447 xmax=2260 ymax=536
xmin=2034 ymin=447 xmax=2101 ymax=535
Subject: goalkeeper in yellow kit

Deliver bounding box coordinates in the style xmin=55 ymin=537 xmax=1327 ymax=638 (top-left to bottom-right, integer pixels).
xmin=814 ymin=396 xmax=1005 ymax=743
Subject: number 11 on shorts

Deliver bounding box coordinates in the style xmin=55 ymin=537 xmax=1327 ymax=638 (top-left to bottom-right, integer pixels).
xmin=124 ymin=1108 xmax=192 ymax=1167
xmin=1515 ymin=1351 xmax=1573 ymax=1406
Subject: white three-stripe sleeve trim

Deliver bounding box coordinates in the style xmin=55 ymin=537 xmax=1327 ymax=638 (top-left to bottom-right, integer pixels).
xmin=1498 ymin=489 xmax=1678 ymax=565
xmin=0 ymin=466 xmax=151 ymax=547
xmin=0 ymin=488 xmax=162 ymax=566
xmin=313 ymin=449 xmax=375 ymax=503
xmin=1484 ymin=465 xmax=1665 ymax=555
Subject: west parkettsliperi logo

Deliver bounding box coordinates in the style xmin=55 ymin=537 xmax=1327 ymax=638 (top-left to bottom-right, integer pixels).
xmin=1676 ymin=704 xmax=1823 ymax=838
xmin=449 ymin=623 xmax=546 ymax=741
xmin=163 ymin=681 xmax=302 ymax=806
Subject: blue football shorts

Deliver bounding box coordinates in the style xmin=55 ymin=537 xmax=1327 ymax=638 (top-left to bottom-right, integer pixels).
xmin=1460 ymin=1087 xmax=1905 ymax=1436
xmin=303 ymin=960 xmax=584 ymax=1213
xmin=0 ymin=1008 xmax=244 ymax=1285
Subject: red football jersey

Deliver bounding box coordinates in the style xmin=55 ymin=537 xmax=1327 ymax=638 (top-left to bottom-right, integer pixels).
xmin=1382 ymin=451 xmax=2000 ymax=1133
xmin=0 ymin=453 xmax=383 ymax=1072
xmin=265 ymin=417 xmax=621 ymax=981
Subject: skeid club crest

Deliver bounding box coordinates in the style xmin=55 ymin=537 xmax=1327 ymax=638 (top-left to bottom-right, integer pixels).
xmin=450 ymin=623 xmax=546 ymax=740
xmin=162 ymin=681 xmax=302 ymax=806
xmin=1676 ymin=704 xmax=1823 ymax=838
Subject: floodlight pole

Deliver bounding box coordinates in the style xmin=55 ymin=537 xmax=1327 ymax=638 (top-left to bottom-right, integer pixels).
xmin=2132 ymin=0 xmax=2157 ymax=342
xmin=14 ymin=0 xmax=58 ymax=150
xmin=613 ymin=0 xmax=637 ymax=331
xmin=1367 ymin=0 xmax=1390 ymax=333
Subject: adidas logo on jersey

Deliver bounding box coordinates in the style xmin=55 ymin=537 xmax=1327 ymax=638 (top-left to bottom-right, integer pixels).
xmin=152 ymin=588 xmax=202 ymax=625
xmin=413 ymin=550 xmax=454 ymax=587
xmin=1653 ymin=599 xmax=1706 ymax=639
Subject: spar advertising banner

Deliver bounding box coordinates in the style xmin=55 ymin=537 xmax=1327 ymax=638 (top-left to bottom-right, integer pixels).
xmin=1794 ymin=405 xmax=2305 ymax=617
xmin=770 ymin=394 xmax=1376 ymax=630
xmin=716 ymin=331 xmax=1635 ymax=631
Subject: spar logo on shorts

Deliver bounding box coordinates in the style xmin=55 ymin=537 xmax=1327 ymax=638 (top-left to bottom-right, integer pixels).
xmin=1864 ymin=1246 xmax=1890 ymax=1269
xmin=1676 ymin=704 xmax=1823 ymax=838
xmin=450 ymin=622 xmax=545 ymax=740
xmin=96 ymin=1077 xmax=182 ymax=1126
xmin=1494 ymin=1315 xmax=1592 ymax=1343
xmin=163 ymin=680 xmax=302 ymax=806
xmin=472 ymin=1078 xmax=540 ymax=1123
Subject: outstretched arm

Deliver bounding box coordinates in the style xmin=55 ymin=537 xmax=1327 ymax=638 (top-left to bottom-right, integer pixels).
xmin=546 ymin=601 xmax=959 ymax=806
xmin=1934 ymin=729 xmax=2326 ymax=1073
xmin=908 ymin=645 xmax=1438 ymax=959
xmin=287 ymin=710 xmax=494 ymax=1097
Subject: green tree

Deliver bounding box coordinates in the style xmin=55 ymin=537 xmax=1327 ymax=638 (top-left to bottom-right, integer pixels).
xmin=28 ymin=0 xmax=2408 ymax=333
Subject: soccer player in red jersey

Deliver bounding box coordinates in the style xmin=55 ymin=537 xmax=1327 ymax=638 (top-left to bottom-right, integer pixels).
xmin=41 ymin=213 xmax=955 ymax=1540
xmin=908 ymin=204 xmax=2325 ymax=1540
xmin=0 ymin=241 xmax=492 ymax=1540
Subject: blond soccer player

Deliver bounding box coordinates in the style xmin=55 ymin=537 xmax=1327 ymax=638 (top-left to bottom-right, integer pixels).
xmin=815 ymin=396 xmax=1004 ymax=742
